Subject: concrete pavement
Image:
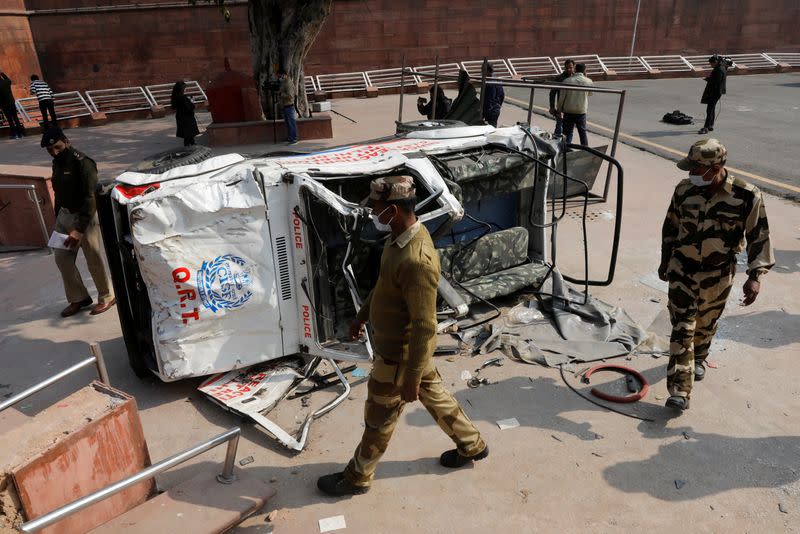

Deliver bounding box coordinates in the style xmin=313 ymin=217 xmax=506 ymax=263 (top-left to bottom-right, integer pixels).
xmin=1 ymin=96 xmax=798 ymax=533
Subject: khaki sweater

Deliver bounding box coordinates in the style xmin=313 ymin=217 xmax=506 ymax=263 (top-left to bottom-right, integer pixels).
xmin=356 ymin=222 xmax=439 ymax=386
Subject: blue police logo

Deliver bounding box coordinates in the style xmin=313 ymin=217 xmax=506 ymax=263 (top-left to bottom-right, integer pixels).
xmin=197 ymin=254 xmax=254 ymax=313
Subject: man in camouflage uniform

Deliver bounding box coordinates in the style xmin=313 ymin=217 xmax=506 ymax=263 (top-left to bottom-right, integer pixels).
xmin=317 ymin=176 xmax=488 ymax=496
xmin=659 ymin=139 xmax=773 ymax=410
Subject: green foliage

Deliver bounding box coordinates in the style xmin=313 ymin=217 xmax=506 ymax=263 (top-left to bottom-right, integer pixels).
xmin=188 ymin=0 xmax=231 ymax=22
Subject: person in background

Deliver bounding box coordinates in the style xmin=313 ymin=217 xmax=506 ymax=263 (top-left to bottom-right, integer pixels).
xmin=417 ymin=85 xmax=451 ymax=120
xmin=30 ymin=74 xmax=57 ymax=127
xmin=698 ymin=55 xmax=727 ymax=135
xmin=556 ymin=62 xmax=593 ymax=146
xmin=0 ymin=72 xmax=25 ymax=139
xmin=41 ymin=126 xmax=115 ymax=318
xmin=482 ymin=64 xmax=505 ymax=127
xmin=277 ymin=68 xmax=298 ymax=145
xmin=548 ymin=59 xmax=575 ymax=138
xmin=171 ymin=81 xmax=199 ymax=147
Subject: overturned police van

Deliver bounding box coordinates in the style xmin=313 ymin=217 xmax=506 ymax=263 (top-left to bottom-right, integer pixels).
xmin=96 ymin=122 xmax=621 ymax=449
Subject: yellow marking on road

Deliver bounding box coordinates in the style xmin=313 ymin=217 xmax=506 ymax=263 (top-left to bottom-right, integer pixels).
xmin=506 ymin=97 xmax=800 ymax=194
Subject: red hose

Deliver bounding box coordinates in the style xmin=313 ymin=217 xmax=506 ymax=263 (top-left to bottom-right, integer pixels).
xmin=583 ymin=364 xmax=649 ymax=404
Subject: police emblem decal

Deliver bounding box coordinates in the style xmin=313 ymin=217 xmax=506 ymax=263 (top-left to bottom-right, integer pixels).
xmin=197 ymin=254 xmax=254 ymax=313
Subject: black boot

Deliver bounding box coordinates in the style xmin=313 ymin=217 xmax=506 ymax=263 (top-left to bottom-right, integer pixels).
xmin=694 ymin=361 xmax=706 ymax=381
xmin=317 ymin=472 xmax=369 ymax=497
xmin=665 ymin=396 xmax=690 ymax=411
xmin=439 ymin=445 xmax=489 ymax=468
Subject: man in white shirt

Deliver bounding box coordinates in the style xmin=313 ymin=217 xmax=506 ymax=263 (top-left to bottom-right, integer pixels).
xmin=556 ymin=63 xmax=594 ymax=146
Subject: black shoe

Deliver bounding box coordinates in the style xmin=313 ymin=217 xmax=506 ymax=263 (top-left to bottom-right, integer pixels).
xmin=694 ymin=361 xmax=706 ymax=381
xmin=665 ymin=396 xmax=690 ymax=411
xmin=708 ymin=127 xmax=714 ymax=131
xmin=317 ymin=472 xmax=369 ymax=496
xmin=698 ymin=128 xmax=709 ymax=134
xmin=439 ymin=445 xmax=489 ymax=468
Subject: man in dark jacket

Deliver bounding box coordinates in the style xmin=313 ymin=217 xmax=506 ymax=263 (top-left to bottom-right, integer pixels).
xmin=417 ymin=85 xmax=451 ymax=120
xmin=0 ymin=72 xmax=25 ymax=139
xmin=41 ymin=127 xmax=115 ymax=317
xmin=482 ymin=64 xmax=505 ymax=127
xmin=548 ymin=59 xmax=575 ymax=138
xmin=699 ymin=56 xmax=727 ymax=134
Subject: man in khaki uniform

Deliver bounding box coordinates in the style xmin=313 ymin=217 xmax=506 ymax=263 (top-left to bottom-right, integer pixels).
xmin=317 ymin=176 xmax=488 ymax=496
xmin=41 ymin=127 xmax=115 ymax=317
xmin=659 ymin=139 xmax=773 ymax=410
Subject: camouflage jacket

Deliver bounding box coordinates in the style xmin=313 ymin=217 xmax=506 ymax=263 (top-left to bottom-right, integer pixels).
xmin=660 ymin=172 xmax=774 ymax=280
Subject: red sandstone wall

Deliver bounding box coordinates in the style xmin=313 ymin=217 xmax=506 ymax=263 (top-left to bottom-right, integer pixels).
xmin=0 ymin=0 xmax=42 ymax=97
xmin=2 ymin=0 xmax=798 ymax=93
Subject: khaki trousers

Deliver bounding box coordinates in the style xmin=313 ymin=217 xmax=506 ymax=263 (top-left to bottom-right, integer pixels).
xmin=343 ymin=356 xmax=486 ymax=487
xmin=54 ymin=209 xmax=114 ymax=305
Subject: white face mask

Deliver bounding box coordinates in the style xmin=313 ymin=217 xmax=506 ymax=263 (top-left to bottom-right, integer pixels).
xmin=688 ymin=168 xmax=713 ymax=187
xmin=371 ymin=206 xmax=394 ymax=232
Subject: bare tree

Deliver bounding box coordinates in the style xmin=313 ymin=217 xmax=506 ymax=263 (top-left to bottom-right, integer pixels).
xmin=193 ymin=0 xmax=332 ymax=119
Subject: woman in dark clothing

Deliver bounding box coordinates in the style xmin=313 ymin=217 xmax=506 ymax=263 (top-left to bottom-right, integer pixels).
xmin=171 ymin=81 xmax=199 ymax=146
xmin=417 ymin=85 xmax=451 ymax=120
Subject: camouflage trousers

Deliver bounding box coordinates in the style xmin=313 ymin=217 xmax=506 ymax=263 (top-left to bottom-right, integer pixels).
xmin=666 ymin=263 xmax=735 ymax=399
xmin=343 ymin=356 xmax=485 ymax=487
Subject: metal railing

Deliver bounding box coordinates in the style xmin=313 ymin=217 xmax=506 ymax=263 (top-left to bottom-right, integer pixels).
xmin=0 ymin=342 xmax=109 ymax=413
xmin=460 ymin=59 xmax=514 ymax=79
xmin=315 ymin=71 xmax=369 ymax=93
xmin=0 ymin=183 xmax=51 ymax=253
xmin=144 ymin=80 xmax=207 ymax=107
xmin=600 ymin=56 xmax=649 ymax=74
xmin=507 ymin=56 xmax=559 ymax=78
xmin=21 ymin=427 xmax=242 ymax=533
xmin=414 ymin=63 xmax=462 ymax=85
xmin=14 ymin=91 xmax=94 ymax=123
xmin=555 ymin=54 xmax=608 ymax=75
xmin=85 ymin=86 xmax=153 ymax=114
xmin=728 ymin=53 xmax=779 ymax=69
xmin=640 ymin=55 xmax=694 ymax=72
xmin=764 ymin=52 xmax=800 ymax=66
xmin=304 ymin=75 xmax=318 ymax=94
xmin=365 ymin=67 xmax=419 ymax=89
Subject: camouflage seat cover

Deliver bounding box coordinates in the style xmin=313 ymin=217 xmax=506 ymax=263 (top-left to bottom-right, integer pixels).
xmin=437 ymin=227 xmax=547 ymax=304
xmin=455 ymin=262 xmax=550 ymax=304
xmin=438 ymin=227 xmax=528 ymax=282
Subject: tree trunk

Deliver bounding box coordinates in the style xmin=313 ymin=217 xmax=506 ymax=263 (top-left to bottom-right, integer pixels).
xmin=248 ymin=0 xmax=332 ymax=120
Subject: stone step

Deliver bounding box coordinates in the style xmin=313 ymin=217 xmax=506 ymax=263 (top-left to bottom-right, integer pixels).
xmin=90 ymin=470 xmax=276 ymax=534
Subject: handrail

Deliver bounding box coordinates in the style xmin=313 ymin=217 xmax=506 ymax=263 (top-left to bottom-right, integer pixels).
xmin=0 ymin=183 xmax=50 ymax=254
xmin=21 ymin=427 xmax=242 ymax=533
xmin=0 ymin=342 xmax=110 ymax=413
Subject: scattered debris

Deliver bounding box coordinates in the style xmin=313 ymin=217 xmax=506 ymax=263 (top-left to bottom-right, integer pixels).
xmin=550 ymin=434 xmax=563 ymax=442
xmin=507 ymin=303 xmax=544 ymax=325
xmin=778 ymin=502 xmax=789 ymax=514
xmin=682 ymin=431 xmax=691 ymax=440
xmin=301 ymin=397 xmax=311 ymax=408
xmin=290 ymin=469 xmax=299 ymax=475
xmin=460 ymin=370 xmax=472 ymax=381
xmin=436 ymin=318 xmax=458 ymax=334
xmin=707 ymin=361 xmax=719 ymax=369
xmin=591 ymin=452 xmax=603 ymax=458
xmin=446 ymin=357 xmax=456 ymax=362
xmin=351 ymin=368 xmax=368 ymax=378
xmin=496 ymin=418 xmax=520 ymax=430
xmin=675 ymin=479 xmax=686 ymax=490
xmin=467 ymin=377 xmax=490 ymax=388
xmin=319 ymin=515 xmax=347 ymax=532
xmin=269 ymin=477 xmax=278 ymax=483
xmin=266 ymin=510 xmax=278 ymax=522
xmin=583 ymin=364 xmax=650 ymax=403
xmin=649 ymin=298 xmax=661 ymax=303
xmin=239 ymin=455 xmax=254 ymax=466
xmin=655 ymin=395 xmax=665 ymax=400
xmin=518 ymin=488 xmax=532 ymax=502
xmin=747 ymin=401 xmax=752 ymax=409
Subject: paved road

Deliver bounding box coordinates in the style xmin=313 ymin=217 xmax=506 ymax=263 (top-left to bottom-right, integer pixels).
xmin=507 ymin=72 xmax=800 ymax=199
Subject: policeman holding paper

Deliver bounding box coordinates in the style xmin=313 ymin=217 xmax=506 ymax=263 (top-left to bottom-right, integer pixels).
xmin=41 ymin=126 xmax=115 ymax=317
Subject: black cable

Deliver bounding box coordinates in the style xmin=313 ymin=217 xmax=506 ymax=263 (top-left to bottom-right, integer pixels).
xmin=559 ymin=365 xmax=655 ymax=422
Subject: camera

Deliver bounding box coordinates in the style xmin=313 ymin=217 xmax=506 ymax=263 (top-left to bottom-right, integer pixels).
xmin=264 ymin=79 xmax=281 ymax=92
xmin=709 ymin=54 xmax=734 ymax=69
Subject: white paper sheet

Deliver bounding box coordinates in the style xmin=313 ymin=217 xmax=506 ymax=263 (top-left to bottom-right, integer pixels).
xmin=319 ymin=515 xmax=347 ymax=532
xmin=47 ymin=231 xmax=71 ymax=250
xmin=496 ymin=417 xmax=520 ymax=430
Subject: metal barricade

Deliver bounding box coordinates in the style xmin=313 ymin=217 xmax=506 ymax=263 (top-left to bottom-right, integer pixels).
xmin=413 ymin=63 xmax=462 ymax=85
xmin=15 ymin=91 xmax=93 ymax=123
xmin=315 ymin=72 xmax=369 ymax=93
xmin=0 ymin=342 xmax=109 ymax=413
xmin=554 ymin=54 xmax=608 ymax=75
xmin=0 ymin=183 xmax=50 ymax=253
xmin=144 ymin=80 xmax=207 ymax=107
xmin=365 ymin=67 xmax=419 ymax=89
xmin=763 ymin=52 xmax=800 ymax=66
xmin=85 ymin=86 xmax=153 ymax=114
xmin=727 ymin=53 xmax=779 ymax=69
xmin=640 ymin=55 xmax=693 ymax=72
xmin=21 ymin=427 xmax=242 ymax=533
xmin=599 ymin=56 xmax=649 ymax=74
xmin=507 ymin=56 xmax=559 ymax=78
xmin=460 ymin=59 xmax=514 ymax=79
xmin=304 ymin=75 xmax=318 ymax=94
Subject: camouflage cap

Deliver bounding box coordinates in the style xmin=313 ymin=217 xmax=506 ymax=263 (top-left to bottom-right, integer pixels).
xmin=677 ymin=138 xmax=727 ymax=170
xmin=367 ymin=175 xmax=416 ymax=201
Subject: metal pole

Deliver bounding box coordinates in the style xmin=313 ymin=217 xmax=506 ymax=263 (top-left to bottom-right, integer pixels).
xmin=216 ymin=431 xmax=240 ymax=484
xmin=526 ymin=87 xmax=535 ymax=125
xmin=479 ymin=58 xmax=488 ymax=122
xmin=603 ymin=90 xmax=626 ymax=201
xmin=21 ymin=428 xmax=242 ymax=533
xmin=431 ymin=55 xmax=440 ymax=120
xmin=398 ymin=54 xmax=406 ymax=124
xmin=28 ymin=189 xmax=52 ymax=255
xmin=90 ymin=342 xmax=110 ymax=386
xmin=628 ymin=0 xmax=642 ymax=70
xmin=0 ymin=357 xmax=97 ymax=413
